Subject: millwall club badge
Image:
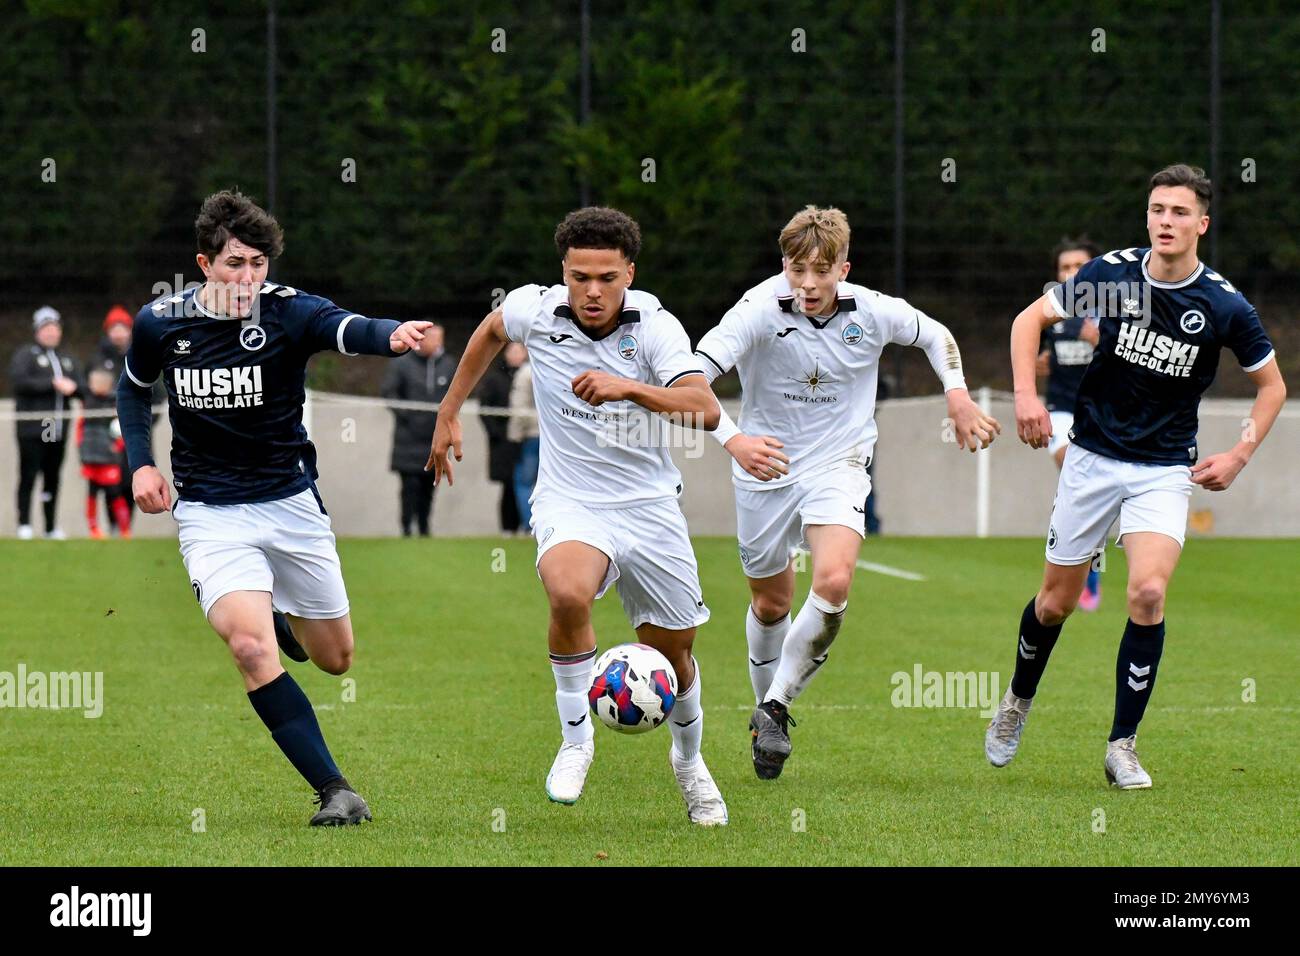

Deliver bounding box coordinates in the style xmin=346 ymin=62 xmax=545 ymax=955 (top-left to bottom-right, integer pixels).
xmin=842 ymin=322 xmax=864 ymax=345
xmin=239 ymin=325 xmax=267 ymax=352
xmin=1179 ymin=310 xmax=1206 ymax=334
xmin=618 ymin=333 xmax=638 ymax=360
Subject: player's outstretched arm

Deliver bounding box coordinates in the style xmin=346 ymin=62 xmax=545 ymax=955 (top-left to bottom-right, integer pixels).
xmin=1191 ymin=357 xmax=1287 ymax=492
xmin=570 ymin=370 xmax=720 ymax=430
xmin=1011 ymin=293 xmax=1062 ymax=449
xmin=911 ymin=313 xmax=1000 ymax=452
xmin=425 ymin=309 xmax=509 ymax=485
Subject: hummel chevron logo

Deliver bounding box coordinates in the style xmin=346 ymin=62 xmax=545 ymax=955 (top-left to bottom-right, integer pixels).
xmin=566 ymin=713 xmax=587 ymax=726
xmin=673 ymin=715 xmax=700 ymax=728
xmin=549 ymin=333 xmax=573 ymax=343
xmin=1103 ymin=247 xmax=1140 ymax=264
xmin=1127 ymin=662 xmax=1150 ymax=691
xmin=776 ymin=327 xmax=798 ymax=338
xmin=1018 ymin=636 xmax=1037 ymax=660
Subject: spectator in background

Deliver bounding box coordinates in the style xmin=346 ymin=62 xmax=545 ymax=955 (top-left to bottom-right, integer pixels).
xmin=381 ymin=322 xmax=458 ymax=536
xmin=506 ymin=347 xmax=540 ymax=531
xmin=93 ymin=304 xmax=156 ymax=530
xmin=10 ymin=306 xmax=80 ymax=540
xmin=77 ymin=368 xmax=131 ymax=539
xmin=476 ymin=341 xmax=527 ymax=533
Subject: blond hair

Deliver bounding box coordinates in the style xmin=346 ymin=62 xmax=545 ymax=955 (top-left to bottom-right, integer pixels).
xmin=779 ymin=205 xmax=850 ymax=265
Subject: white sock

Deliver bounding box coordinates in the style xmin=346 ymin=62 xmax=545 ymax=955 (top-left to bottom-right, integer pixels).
xmin=669 ymin=658 xmax=703 ymax=765
xmin=551 ymin=649 xmax=596 ymax=745
xmin=765 ymin=590 xmax=847 ymax=706
xmin=747 ymin=605 xmax=790 ymax=703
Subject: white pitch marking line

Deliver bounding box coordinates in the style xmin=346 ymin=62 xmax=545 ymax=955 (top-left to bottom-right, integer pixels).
xmin=855 ymin=559 xmax=927 ymax=581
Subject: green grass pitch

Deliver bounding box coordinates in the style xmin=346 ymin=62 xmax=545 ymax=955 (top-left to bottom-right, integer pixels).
xmin=0 ymin=536 xmax=1294 ymax=866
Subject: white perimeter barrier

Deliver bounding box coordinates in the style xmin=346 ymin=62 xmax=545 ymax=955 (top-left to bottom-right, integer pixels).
xmin=1 ymin=389 xmax=1297 ymax=539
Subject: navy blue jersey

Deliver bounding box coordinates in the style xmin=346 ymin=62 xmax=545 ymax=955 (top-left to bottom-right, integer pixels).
xmin=1050 ymin=247 xmax=1274 ymax=465
xmin=119 ymin=282 xmax=400 ymax=504
xmin=1042 ymin=316 xmax=1096 ymax=412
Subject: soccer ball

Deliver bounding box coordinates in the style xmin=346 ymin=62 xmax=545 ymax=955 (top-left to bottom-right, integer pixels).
xmin=588 ymin=643 xmax=678 ymax=734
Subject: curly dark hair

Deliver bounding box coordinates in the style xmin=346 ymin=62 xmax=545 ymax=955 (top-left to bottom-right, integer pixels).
xmin=553 ymin=206 xmax=641 ymax=261
xmin=195 ymin=189 xmax=284 ymax=260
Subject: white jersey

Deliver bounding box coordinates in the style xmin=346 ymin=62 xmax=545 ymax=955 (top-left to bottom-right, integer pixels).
xmin=501 ymin=283 xmax=704 ymax=509
xmin=696 ymin=273 xmax=931 ymax=489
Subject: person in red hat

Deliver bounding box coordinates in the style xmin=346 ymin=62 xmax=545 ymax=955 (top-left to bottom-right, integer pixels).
xmin=94 ymin=305 xmax=156 ymax=531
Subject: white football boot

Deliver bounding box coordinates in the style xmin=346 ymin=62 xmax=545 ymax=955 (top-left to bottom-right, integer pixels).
xmin=985 ymin=685 xmax=1033 ymax=767
xmin=1105 ymin=735 xmax=1153 ymax=789
xmin=671 ymin=752 xmax=729 ymax=826
xmin=16 ymin=525 xmax=34 ymax=541
xmin=545 ymin=739 xmax=594 ymax=804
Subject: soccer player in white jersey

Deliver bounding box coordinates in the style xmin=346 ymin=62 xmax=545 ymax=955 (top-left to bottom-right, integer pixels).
xmin=426 ymin=207 xmax=729 ymax=825
xmin=987 ymin=164 xmax=1286 ymax=787
xmin=694 ymin=206 xmax=1001 ymax=779
xmin=118 ymin=190 xmax=434 ymax=825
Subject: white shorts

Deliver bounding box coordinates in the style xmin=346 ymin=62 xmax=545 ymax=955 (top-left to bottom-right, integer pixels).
xmin=1046 ymin=443 xmax=1193 ymax=565
xmin=531 ymin=496 xmax=709 ymax=631
xmin=734 ymin=461 xmax=871 ymax=579
xmin=175 ymin=487 xmax=351 ymax=620
xmin=1048 ymin=410 xmax=1074 ymax=455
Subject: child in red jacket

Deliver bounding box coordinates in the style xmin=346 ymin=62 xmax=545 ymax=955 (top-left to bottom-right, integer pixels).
xmin=78 ymin=368 xmax=131 ymax=538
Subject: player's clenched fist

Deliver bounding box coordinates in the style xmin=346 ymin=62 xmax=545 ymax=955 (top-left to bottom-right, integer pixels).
xmin=725 ymin=434 xmax=790 ymax=481
xmin=572 ymin=369 xmax=632 ymax=406
xmin=1014 ymin=392 xmax=1052 ymax=449
xmin=948 ymin=390 xmax=1002 ymax=452
xmin=132 ymin=465 xmax=172 ymax=514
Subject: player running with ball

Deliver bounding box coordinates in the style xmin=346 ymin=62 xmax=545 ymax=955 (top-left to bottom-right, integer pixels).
xmin=427 ymin=207 xmax=730 ymax=825
xmin=695 ymin=205 xmax=1001 ymax=779
xmin=986 ymin=164 xmax=1287 ymax=788
xmin=118 ymin=190 xmax=435 ymax=825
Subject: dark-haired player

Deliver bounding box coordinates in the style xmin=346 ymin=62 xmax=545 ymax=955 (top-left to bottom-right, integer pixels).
xmin=427 ymin=207 xmax=729 ymax=825
xmin=117 ymin=190 xmax=434 ymax=825
xmin=1038 ymin=236 xmax=1104 ymax=608
xmin=986 ymin=165 xmax=1287 ymax=788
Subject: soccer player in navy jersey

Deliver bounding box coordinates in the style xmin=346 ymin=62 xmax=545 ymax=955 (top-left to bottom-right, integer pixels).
xmin=1037 ymin=236 xmax=1104 ymax=609
xmin=117 ymin=190 xmax=433 ymax=825
xmin=986 ymin=165 xmax=1287 ymax=787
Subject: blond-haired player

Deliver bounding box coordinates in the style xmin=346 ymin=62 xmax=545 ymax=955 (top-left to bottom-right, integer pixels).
xmin=695 ymin=206 xmax=1001 ymax=778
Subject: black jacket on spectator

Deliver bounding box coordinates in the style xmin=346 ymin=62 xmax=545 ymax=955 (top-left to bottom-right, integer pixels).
xmin=79 ymin=392 xmax=121 ymax=466
xmin=381 ymin=349 xmax=458 ymax=474
xmin=476 ymin=359 xmax=520 ymax=483
xmin=9 ymin=343 xmax=81 ymax=441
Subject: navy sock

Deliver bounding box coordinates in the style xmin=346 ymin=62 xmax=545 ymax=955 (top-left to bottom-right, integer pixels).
xmin=1010 ymin=597 xmax=1064 ymax=699
xmin=247 ymin=672 xmax=343 ymax=791
xmin=1110 ymin=618 xmax=1165 ymax=741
